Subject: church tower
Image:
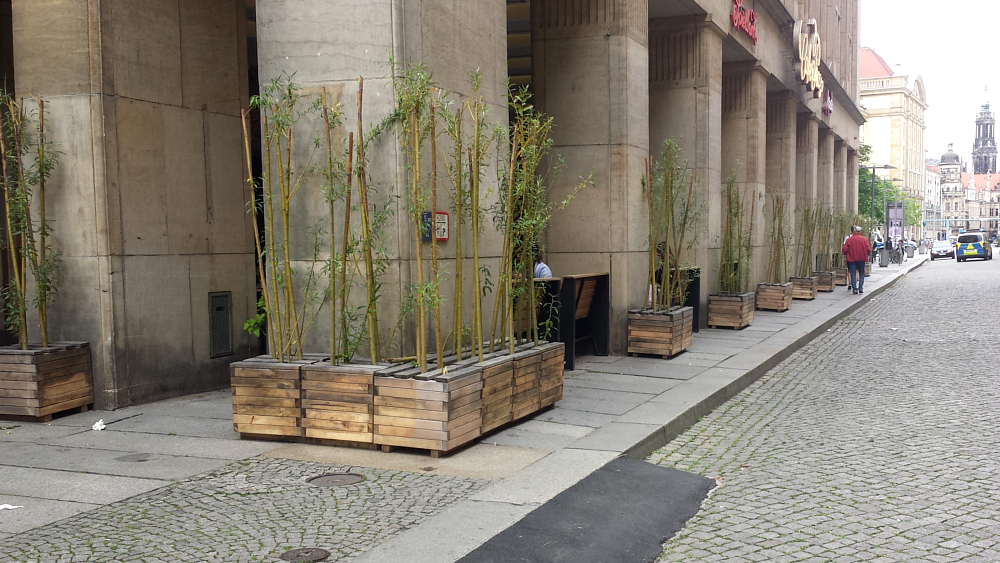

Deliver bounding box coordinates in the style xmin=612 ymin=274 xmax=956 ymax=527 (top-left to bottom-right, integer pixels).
xmin=973 ymin=103 xmax=997 ymax=174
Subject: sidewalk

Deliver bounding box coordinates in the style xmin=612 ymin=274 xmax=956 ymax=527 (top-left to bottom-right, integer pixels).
xmin=0 ymin=254 xmax=927 ymax=562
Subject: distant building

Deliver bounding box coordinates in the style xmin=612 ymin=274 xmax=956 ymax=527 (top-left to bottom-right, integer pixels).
xmin=924 ymin=163 xmax=941 ymax=239
xmin=859 ymin=48 xmax=928 ymax=203
xmin=973 ymin=104 xmax=998 ymax=174
xmin=938 ymin=144 xmax=1000 ymax=237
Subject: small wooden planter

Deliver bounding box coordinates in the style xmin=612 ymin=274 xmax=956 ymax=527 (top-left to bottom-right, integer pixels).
xmin=790 ymin=276 xmax=818 ymax=300
xmin=865 ymin=262 xmax=871 ymax=276
xmin=373 ymin=365 xmax=483 ymax=457
xmin=833 ymin=268 xmax=849 ymax=286
xmin=301 ymin=363 xmax=378 ymax=443
xmin=812 ymin=271 xmax=835 ymax=292
xmin=707 ymin=293 xmax=755 ymax=329
xmin=627 ymin=307 xmax=694 ymax=358
xmin=231 ymin=358 xmax=306 ymax=438
xmin=756 ymin=283 xmax=793 ymax=312
xmin=0 ymin=342 xmax=93 ymax=421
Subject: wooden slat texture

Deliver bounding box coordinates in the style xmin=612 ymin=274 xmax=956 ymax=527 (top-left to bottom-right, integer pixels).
xmin=298 ymin=363 xmax=379 ymax=444
xmin=707 ymin=294 xmax=756 ymax=329
xmin=627 ymin=307 xmax=694 ymax=358
xmin=231 ymin=361 xmax=303 ymax=439
xmin=812 ymin=271 xmax=836 ymax=292
xmin=756 ymin=283 xmax=793 ymax=312
xmin=790 ymin=277 xmax=818 ymax=300
xmin=0 ymin=344 xmax=93 ymax=419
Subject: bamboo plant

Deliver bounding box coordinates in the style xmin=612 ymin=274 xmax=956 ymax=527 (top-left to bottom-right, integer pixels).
xmin=0 ymin=94 xmax=60 ymax=349
xmin=643 ymin=138 xmax=701 ymax=312
xmin=718 ymin=172 xmax=755 ymax=295
xmin=795 ymin=204 xmax=817 ymax=278
xmin=764 ymin=192 xmax=789 ymax=285
xmin=815 ymin=205 xmax=833 ymax=272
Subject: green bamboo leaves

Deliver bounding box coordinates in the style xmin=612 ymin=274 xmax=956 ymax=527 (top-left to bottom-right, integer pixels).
xmin=719 ymin=171 xmax=755 ymax=295
xmin=643 ymin=139 xmax=701 ymax=312
xmin=796 ymin=205 xmax=817 ymax=278
xmin=764 ymin=192 xmax=790 ymax=284
xmin=0 ymin=94 xmax=60 ymax=349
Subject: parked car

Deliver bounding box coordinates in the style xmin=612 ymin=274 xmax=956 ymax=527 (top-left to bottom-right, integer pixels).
xmin=955 ymin=232 xmax=993 ymax=262
xmin=930 ymin=240 xmax=954 ymax=260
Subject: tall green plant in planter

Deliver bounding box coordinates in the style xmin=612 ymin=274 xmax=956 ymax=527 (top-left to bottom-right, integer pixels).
xmin=0 ymin=94 xmax=93 ymax=421
xmin=628 ymin=138 xmax=700 ymax=357
xmin=791 ymin=204 xmax=818 ymax=299
xmin=811 ymin=205 xmax=835 ymax=292
xmin=708 ymin=171 xmax=756 ymax=329
xmin=757 ymin=192 xmax=792 ymax=312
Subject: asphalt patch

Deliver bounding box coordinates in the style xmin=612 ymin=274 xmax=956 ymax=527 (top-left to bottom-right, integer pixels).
xmin=457 ymin=456 xmax=715 ymax=563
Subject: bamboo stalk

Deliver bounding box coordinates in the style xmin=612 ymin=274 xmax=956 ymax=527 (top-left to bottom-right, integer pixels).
xmin=322 ymin=88 xmax=337 ymax=365
xmin=242 ymin=110 xmax=275 ymax=356
xmin=469 ymin=99 xmax=484 ymax=361
xmin=452 ymin=115 xmax=463 ymax=360
xmin=430 ymin=103 xmax=444 ymax=368
xmin=411 ymin=108 xmax=428 ymax=373
xmin=356 ymin=78 xmax=381 ymax=364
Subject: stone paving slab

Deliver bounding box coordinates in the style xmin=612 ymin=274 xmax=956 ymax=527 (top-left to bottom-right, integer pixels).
xmin=0 ymin=466 xmax=169 ymax=505
xmin=44 ymin=430 xmax=281 ymax=460
xmin=1 ymin=442 xmax=231 ymax=481
xmin=0 ymin=495 xmax=99 ymax=535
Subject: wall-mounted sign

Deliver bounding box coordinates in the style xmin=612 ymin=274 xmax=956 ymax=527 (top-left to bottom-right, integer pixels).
xmin=822 ymin=89 xmax=834 ymax=115
xmin=731 ymin=0 xmax=758 ymax=45
xmin=794 ymin=19 xmax=824 ymax=98
xmin=421 ymin=211 xmax=449 ymax=242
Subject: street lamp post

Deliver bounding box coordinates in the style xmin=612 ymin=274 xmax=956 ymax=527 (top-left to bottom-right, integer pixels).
xmin=862 ymin=163 xmax=896 ymax=261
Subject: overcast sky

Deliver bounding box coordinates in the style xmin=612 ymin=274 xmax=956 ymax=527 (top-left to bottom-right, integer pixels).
xmin=859 ymin=0 xmax=989 ymax=167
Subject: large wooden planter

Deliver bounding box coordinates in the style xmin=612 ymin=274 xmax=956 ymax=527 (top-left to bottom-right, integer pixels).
xmin=231 ymin=357 xmax=308 ymax=438
xmin=373 ymin=365 xmax=484 ymax=457
xmin=511 ymin=348 xmax=542 ymax=422
xmin=0 ymin=342 xmax=93 ymax=421
xmin=812 ymin=271 xmax=835 ymax=292
xmin=756 ymin=283 xmax=793 ymax=312
xmin=833 ymin=268 xmax=849 ymax=286
xmin=301 ymin=363 xmax=378 ymax=443
xmin=537 ymin=342 xmax=565 ymax=409
xmin=707 ymin=293 xmax=755 ymax=329
xmin=790 ymin=276 xmax=818 ymax=300
xmin=626 ymin=307 xmax=694 ymax=358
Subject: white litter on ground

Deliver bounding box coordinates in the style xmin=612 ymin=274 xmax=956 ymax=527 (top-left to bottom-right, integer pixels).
xmin=91 ymin=419 xmax=106 ymax=431
xmin=0 ymin=504 xmax=23 ymax=511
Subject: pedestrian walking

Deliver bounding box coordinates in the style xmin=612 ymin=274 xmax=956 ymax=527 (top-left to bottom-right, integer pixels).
xmin=843 ymin=225 xmax=870 ymax=295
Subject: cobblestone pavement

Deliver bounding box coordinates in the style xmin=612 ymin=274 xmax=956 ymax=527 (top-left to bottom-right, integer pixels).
xmin=0 ymin=457 xmax=486 ymax=562
xmin=651 ymin=257 xmax=1000 ymax=562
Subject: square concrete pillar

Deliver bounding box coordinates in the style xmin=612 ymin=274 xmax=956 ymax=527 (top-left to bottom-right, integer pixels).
xmin=817 ymin=129 xmax=835 ymax=210
xmin=847 ymin=149 xmax=860 ymax=215
xmin=533 ymin=0 xmax=649 ymax=352
xmin=765 ymin=92 xmax=797 ymax=281
xmin=256 ymin=0 xmax=508 ymax=359
xmin=720 ymin=62 xmax=768 ymax=289
xmin=795 ymin=115 xmax=819 ymax=208
xmin=649 ymin=15 xmax=723 ymax=327
xmin=834 ymin=140 xmax=848 ymax=212
xmin=12 ymin=0 xmax=254 ymax=409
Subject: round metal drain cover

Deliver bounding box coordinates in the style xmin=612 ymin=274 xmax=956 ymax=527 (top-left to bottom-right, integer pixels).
xmin=280 ymin=548 xmax=330 ymax=562
xmin=115 ymin=453 xmax=152 ymax=463
xmin=307 ymin=473 xmax=365 ymax=487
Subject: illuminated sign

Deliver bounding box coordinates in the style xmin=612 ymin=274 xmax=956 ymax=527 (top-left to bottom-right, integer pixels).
xmin=794 ymin=19 xmax=824 ymax=98
xmin=731 ymin=0 xmax=758 ymax=45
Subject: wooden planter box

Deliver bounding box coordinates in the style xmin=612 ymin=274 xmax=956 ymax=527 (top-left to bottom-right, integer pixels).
xmin=708 ymin=293 xmax=755 ymax=329
xmin=478 ymin=354 xmax=515 ymax=434
xmin=812 ymin=271 xmax=835 ymax=292
xmin=756 ymin=283 xmax=793 ymax=312
xmin=627 ymin=307 xmax=694 ymax=358
xmin=231 ymin=357 xmax=307 ymax=438
xmin=790 ymin=276 xmax=818 ymax=300
xmin=865 ymin=262 xmax=871 ymax=276
xmin=0 ymin=342 xmax=93 ymax=421
xmin=301 ymin=363 xmax=379 ymax=443
xmin=537 ymin=342 xmax=565 ymax=409
xmin=833 ymin=268 xmax=849 ymax=286
xmin=373 ymin=365 xmax=483 ymax=457
xmin=511 ymin=348 xmax=542 ymax=422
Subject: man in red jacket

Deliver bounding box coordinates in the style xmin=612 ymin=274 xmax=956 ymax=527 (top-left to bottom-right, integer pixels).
xmin=842 ymin=225 xmax=870 ymax=295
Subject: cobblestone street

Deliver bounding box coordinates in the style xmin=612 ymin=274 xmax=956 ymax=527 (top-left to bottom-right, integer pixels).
xmin=0 ymin=457 xmax=485 ymax=563
xmin=651 ymin=257 xmax=1000 ymax=562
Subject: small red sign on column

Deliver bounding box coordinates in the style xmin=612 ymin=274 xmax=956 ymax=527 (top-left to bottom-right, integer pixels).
xmin=732 ymin=0 xmax=758 ymax=45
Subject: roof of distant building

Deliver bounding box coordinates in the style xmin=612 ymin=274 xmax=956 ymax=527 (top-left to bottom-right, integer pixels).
xmin=860 ymin=48 xmax=893 ymax=79
xmin=960 ymin=172 xmax=1000 ymax=191
xmin=941 ymin=144 xmax=961 ymax=165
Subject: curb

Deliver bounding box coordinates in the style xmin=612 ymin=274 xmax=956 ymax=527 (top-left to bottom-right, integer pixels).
xmin=622 ymin=258 xmax=927 ymax=460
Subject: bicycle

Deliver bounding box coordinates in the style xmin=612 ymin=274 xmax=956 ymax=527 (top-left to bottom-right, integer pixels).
xmin=890 ymin=246 xmax=904 ymax=265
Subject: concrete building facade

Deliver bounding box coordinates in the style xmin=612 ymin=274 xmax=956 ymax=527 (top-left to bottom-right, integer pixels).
xmin=3 ymin=0 xmax=864 ymax=409
xmin=859 ymin=48 xmax=927 ymax=203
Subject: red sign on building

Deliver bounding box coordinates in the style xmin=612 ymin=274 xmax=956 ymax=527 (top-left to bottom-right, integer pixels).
xmin=732 ymin=0 xmax=758 ymax=45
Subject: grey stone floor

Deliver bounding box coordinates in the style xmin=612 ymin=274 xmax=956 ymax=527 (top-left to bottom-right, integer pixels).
xmin=651 ymin=256 xmax=1000 ymax=562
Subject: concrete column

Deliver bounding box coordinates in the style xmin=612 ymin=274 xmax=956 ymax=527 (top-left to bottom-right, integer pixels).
xmin=847 ymin=149 xmax=860 ymax=215
xmin=720 ymin=63 xmax=768 ymax=290
xmin=796 ymin=115 xmax=819 ymax=209
xmin=649 ymin=15 xmax=723 ymax=325
xmin=256 ymin=0 xmax=508 ymax=358
xmin=765 ymin=91 xmax=797 ymax=281
xmin=834 ymin=141 xmax=848 ymax=212
xmin=533 ymin=0 xmax=648 ymax=352
xmin=12 ymin=0 xmax=254 ymax=408
xmin=817 ymin=129 xmax=835 ymax=210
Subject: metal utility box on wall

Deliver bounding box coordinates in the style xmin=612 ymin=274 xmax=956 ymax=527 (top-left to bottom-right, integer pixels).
xmin=209 ymin=292 xmax=233 ymax=358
